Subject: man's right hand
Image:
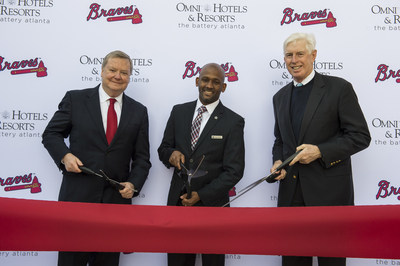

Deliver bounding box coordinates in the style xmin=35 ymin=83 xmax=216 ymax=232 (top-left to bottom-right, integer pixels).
xmin=169 ymin=150 xmax=185 ymax=170
xmin=62 ymin=153 xmax=83 ymax=173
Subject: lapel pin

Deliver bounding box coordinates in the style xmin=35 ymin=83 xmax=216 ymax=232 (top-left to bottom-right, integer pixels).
xmin=214 ymin=116 xmax=218 ymax=120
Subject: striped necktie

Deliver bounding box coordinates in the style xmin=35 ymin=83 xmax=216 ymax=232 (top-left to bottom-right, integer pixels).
xmin=190 ymin=105 xmax=207 ymax=150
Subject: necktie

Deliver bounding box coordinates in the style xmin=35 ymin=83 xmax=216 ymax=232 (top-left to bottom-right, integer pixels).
xmin=190 ymin=105 xmax=207 ymax=150
xmin=106 ymin=98 xmax=117 ymax=145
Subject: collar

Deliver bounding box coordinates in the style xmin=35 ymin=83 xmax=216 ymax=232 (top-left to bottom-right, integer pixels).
xmin=293 ymin=70 xmax=315 ymax=87
xmin=195 ymin=99 xmax=220 ymax=114
xmin=99 ymin=84 xmax=123 ymax=104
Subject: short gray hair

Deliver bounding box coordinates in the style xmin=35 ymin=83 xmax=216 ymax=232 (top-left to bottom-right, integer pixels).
xmin=102 ymin=50 xmax=133 ymax=75
xmin=283 ymin=33 xmax=316 ymax=54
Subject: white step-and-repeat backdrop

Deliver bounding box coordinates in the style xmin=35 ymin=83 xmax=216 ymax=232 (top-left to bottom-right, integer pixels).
xmin=1 ymin=0 xmax=399 ymax=265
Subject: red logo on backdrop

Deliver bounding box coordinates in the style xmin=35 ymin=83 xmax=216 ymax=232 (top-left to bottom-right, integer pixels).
xmin=376 ymin=180 xmax=400 ymax=200
xmin=375 ymin=64 xmax=400 ymax=83
xmin=229 ymin=187 xmax=237 ymax=197
xmin=1 ymin=173 xmax=42 ymax=194
xmin=87 ymin=3 xmax=143 ymax=24
xmin=182 ymin=61 xmax=239 ymax=82
xmin=0 ymin=56 xmax=48 ymax=77
xmin=281 ymin=8 xmax=337 ymax=28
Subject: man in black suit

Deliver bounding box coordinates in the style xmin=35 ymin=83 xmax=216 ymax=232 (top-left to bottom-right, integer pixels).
xmin=42 ymin=50 xmax=151 ymax=266
xmin=158 ymin=63 xmax=245 ymax=266
xmin=270 ymin=33 xmax=371 ymax=266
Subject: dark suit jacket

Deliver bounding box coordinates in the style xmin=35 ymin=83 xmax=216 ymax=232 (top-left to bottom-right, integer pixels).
xmin=158 ymin=100 xmax=245 ymax=207
xmin=42 ymin=85 xmax=151 ymax=204
xmin=272 ymin=72 xmax=371 ymax=207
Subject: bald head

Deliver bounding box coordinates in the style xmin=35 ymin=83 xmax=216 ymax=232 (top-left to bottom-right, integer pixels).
xmin=200 ymin=63 xmax=226 ymax=83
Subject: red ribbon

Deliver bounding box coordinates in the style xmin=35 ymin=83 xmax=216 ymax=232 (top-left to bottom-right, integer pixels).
xmin=0 ymin=197 xmax=399 ymax=259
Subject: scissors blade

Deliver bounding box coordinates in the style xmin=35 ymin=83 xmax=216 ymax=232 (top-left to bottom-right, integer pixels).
xmin=222 ymin=150 xmax=303 ymax=206
xmin=222 ymin=177 xmax=266 ymax=207
xmin=99 ymin=170 xmax=125 ymax=190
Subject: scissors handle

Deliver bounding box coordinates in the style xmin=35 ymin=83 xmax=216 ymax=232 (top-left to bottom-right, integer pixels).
xmin=186 ymin=183 xmax=192 ymax=199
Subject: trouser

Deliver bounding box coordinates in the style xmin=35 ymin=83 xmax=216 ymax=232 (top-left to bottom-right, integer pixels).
xmin=282 ymin=178 xmax=346 ymax=266
xmin=58 ymin=251 xmax=120 ymax=266
xmin=168 ymin=253 xmax=224 ymax=266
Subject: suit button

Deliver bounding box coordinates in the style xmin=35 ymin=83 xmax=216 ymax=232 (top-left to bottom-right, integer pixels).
xmin=189 ymin=159 xmax=194 ymax=163
xmin=293 ymin=175 xmax=297 ymax=179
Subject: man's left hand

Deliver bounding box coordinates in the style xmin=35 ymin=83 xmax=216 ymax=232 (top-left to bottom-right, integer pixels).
xmin=119 ymin=182 xmax=135 ymax=199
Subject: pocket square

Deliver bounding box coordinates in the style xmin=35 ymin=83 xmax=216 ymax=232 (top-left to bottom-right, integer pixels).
xmin=211 ymin=135 xmax=223 ymax=140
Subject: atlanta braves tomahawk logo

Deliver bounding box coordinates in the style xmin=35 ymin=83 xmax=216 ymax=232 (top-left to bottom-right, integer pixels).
xmin=281 ymin=8 xmax=337 ymax=28
xmin=182 ymin=61 xmax=239 ymax=82
xmin=1 ymin=173 xmax=42 ymax=194
xmin=87 ymin=3 xmax=143 ymax=24
xmin=0 ymin=56 xmax=48 ymax=77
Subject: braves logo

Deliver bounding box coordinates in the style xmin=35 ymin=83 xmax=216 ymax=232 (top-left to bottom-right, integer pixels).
xmin=281 ymin=8 xmax=337 ymax=28
xmin=376 ymin=180 xmax=400 ymax=200
xmin=0 ymin=56 xmax=48 ymax=77
xmin=182 ymin=61 xmax=239 ymax=82
xmin=1 ymin=173 xmax=42 ymax=194
xmin=375 ymin=64 xmax=400 ymax=83
xmin=87 ymin=3 xmax=143 ymax=24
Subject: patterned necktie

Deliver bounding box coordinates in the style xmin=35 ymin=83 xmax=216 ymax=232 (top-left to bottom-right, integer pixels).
xmin=190 ymin=105 xmax=207 ymax=150
xmin=106 ymin=98 xmax=117 ymax=145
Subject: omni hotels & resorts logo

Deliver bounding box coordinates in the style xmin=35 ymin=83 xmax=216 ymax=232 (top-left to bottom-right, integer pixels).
xmin=0 ymin=109 xmax=48 ymax=138
xmin=371 ymin=5 xmax=400 ymax=31
xmin=175 ymin=2 xmax=248 ymax=30
xmin=0 ymin=0 xmax=53 ymax=24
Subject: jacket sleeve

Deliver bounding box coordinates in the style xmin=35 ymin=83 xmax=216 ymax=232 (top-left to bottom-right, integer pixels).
xmin=157 ymin=106 xmax=178 ymax=168
xmin=317 ymin=81 xmax=371 ymax=168
xmin=42 ymin=91 xmax=73 ymax=170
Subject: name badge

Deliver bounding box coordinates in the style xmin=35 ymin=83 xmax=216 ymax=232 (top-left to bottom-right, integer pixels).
xmin=211 ymin=135 xmax=223 ymax=140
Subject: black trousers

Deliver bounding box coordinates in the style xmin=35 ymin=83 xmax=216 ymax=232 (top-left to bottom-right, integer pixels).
xmin=168 ymin=253 xmax=224 ymax=266
xmin=168 ymin=197 xmax=225 ymax=266
xmin=282 ymin=178 xmax=346 ymax=266
xmin=58 ymin=251 xmax=120 ymax=266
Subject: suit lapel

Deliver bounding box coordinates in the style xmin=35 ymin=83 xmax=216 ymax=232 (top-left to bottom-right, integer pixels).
xmin=279 ymin=83 xmax=297 ymax=147
xmin=183 ymin=101 xmax=197 ymax=152
xmin=85 ymin=86 xmax=108 ymax=144
xmin=113 ymin=93 xmax=132 ymax=144
xmin=298 ymin=72 xmax=326 ymax=143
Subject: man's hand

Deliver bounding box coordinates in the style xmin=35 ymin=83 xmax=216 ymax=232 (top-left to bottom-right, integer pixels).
xmin=290 ymin=144 xmax=321 ymax=166
xmin=119 ymin=182 xmax=135 ymax=199
xmin=270 ymin=160 xmax=287 ymax=181
xmin=180 ymin=191 xmax=200 ymax=206
xmin=169 ymin=150 xmax=185 ymax=170
xmin=62 ymin=153 xmax=83 ymax=173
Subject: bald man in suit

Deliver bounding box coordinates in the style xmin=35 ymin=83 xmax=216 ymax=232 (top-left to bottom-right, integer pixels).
xmin=158 ymin=63 xmax=245 ymax=266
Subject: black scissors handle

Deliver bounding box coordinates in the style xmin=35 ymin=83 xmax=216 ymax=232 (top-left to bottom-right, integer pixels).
xmin=79 ymin=166 xmax=102 ymax=177
xmin=266 ymin=149 xmax=302 ymax=183
xmin=79 ymin=166 xmax=131 ymax=191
